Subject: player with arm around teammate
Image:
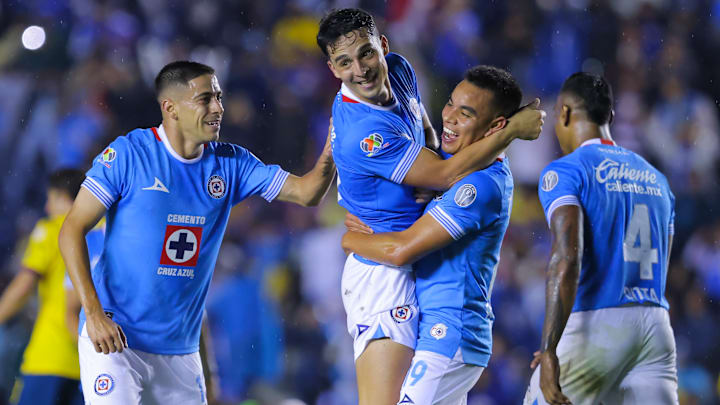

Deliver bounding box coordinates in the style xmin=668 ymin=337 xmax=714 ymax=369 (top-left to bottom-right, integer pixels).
xmin=523 ymin=73 xmax=678 ymax=405
xmin=317 ymin=9 xmax=544 ymax=405
xmin=341 ymin=65 xmax=520 ymax=405
xmin=58 ymin=61 xmax=335 ymax=405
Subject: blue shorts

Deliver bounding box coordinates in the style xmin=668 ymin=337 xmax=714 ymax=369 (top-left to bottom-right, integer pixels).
xmin=17 ymin=374 xmax=83 ymax=405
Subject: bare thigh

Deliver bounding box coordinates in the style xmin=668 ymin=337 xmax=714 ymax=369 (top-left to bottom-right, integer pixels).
xmin=356 ymin=338 xmax=414 ymax=405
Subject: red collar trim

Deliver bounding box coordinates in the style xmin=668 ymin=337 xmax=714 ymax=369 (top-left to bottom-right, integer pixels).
xmin=151 ymin=127 xmax=161 ymax=141
xmin=342 ymin=94 xmax=359 ymax=103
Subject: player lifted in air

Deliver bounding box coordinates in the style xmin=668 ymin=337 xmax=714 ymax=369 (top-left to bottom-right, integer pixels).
xmin=524 ymin=73 xmax=678 ymax=405
xmin=317 ymin=8 xmax=545 ymax=405
xmin=58 ymin=61 xmax=335 ymax=405
xmin=342 ymin=65 xmax=520 ymax=405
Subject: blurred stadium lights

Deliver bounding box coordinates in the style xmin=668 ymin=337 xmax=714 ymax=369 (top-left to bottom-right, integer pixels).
xmin=21 ymin=25 xmax=45 ymax=51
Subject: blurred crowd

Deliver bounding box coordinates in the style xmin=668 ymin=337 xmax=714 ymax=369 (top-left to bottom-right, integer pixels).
xmin=0 ymin=0 xmax=719 ymax=404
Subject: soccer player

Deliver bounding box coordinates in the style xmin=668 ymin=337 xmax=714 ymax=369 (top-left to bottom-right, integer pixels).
xmin=342 ymin=65 xmax=520 ymax=405
xmin=317 ymin=8 xmax=544 ymax=404
xmin=58 ymin=61 xmax=336 ymax=404
xmin=523 ymin=73 xmax=678 ymax=405
xmin=0 ymin=169 xmax=87 ymax=405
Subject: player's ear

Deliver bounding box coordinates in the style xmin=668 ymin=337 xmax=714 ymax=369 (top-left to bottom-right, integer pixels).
xmin=561 ymin=104 xmax=571 ymax=127
xmin=483 ymin=116 xmax=508 ymax=138
xmin=380 ymin=35 xmax=390 ymax=56
xmin=160 ymin=98 xmax=178 ymax=121
xmin=326 ymin=60 xmax=341 ymax=80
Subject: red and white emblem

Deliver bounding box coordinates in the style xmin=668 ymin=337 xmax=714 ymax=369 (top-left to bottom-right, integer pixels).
xmin=160 ymin=225 xmax=203 ymax=267
xmin=207 ymin=175 xmax=226 ymax=199
xmin=390 ymin=305 xmax=414 ymax=323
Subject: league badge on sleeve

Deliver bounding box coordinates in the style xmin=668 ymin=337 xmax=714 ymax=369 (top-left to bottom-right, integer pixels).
xmin=541 ymin=170 xmax=559 ymax=192
xmin=454 ymin=184 xmax=477 ymax=207
xmin=360 ymin=133 xmax=385 ymax=157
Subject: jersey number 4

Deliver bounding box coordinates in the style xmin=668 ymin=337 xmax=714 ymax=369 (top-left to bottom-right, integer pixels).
xmin=622 ymin=204 xmax=658 ymax=280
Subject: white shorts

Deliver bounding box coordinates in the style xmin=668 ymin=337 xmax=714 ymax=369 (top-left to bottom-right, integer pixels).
xmin=398 ymin=349 xmax=484 ymax=405
xmin=78 ymin=325 xmax=207 ymax=405
xmin=523 ymin=306 xmax=678 ymax=405
xmin=341 ymin=254 xmax=418 ymax=360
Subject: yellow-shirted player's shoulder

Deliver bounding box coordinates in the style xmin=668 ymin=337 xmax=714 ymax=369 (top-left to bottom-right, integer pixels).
xmin=28 ymin=215 xmax=65 ymax=244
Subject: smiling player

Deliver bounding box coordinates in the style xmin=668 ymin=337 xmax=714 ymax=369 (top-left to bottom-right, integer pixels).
xmin=59 ymin=61 xmax=336 ymax=404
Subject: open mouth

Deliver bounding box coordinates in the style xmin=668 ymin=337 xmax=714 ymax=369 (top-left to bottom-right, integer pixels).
xmin=205 ymin=119 xmax=221 ymax=129
xmin=355 ymin=72 xmax=377 ymax=90
xmin=442 ymin=127 xmax=459 ymax=143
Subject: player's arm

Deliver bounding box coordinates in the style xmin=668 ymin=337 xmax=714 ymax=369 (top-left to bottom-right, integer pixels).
xmin=534 ymin=204 xmax=582 ymax=405
xmin=59 ymin=188 xmax=127 ymax=354
xmin=403 ymin=100 xmax=545 ymax=190
xmin=422 ymin=107 xmax=439 ymax=152
xmin=342 ymin=214 xmax=453 ymax=267
xmin=276 ymin=120 xmax=336 ymax=207
xmin=0 ymin=268 xmax=39 ymax=324
xmin=65 ymin=285 xmax=81 ymax=342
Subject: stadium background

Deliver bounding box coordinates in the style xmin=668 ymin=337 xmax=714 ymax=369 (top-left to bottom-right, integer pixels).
xmin=0 ymin=0 xmax=718 ymax=404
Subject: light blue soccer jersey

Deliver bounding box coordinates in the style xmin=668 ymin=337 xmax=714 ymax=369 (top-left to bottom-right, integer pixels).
xmin=414 ymin=159 xmax=513 ymax=367
xmin=80 ymin=125 xmax=288 ymax=354
xmin=331 ymin=53 xmax=426 ymax=255
xmin=538 ymin=139 xmax=675 ymax=312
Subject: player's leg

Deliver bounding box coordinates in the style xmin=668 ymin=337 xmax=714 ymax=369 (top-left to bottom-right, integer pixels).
xmin=143 ymin=351 xmax=207 ymax=405
xmin=398 ymin=349 xmax=484 ymax=405
xmin=16 ymin=375 xmax=69 ymax=405
xmin=356 ymin=338 xmax=414 ymax=405
xmin=78 ymin=325 xmax=143 ymax=404
xmin=608 ymin=307 xmax=679 ymax=405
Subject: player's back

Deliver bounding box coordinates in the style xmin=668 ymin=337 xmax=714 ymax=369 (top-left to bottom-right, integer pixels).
xmin=331 ymin=53 xmax=426 ymax=238
xmin=414 ymin=159 xmax=513 ymax=367
xmin=539 ymin=139 xmax=675 ymax=312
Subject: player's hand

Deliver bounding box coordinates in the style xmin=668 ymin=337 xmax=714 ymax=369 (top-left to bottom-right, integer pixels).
xmin=538 ymin=350 xmax=572 ymax=405
xmin=344 ymin=213 xmax=373 ymax=234
xmin=86 ymin=311 xmax=128 ymax=354
xmin=506 ymin=98 xmax=545 ymax=141
xmin=414 ymin=188 xmax=437 ymax=204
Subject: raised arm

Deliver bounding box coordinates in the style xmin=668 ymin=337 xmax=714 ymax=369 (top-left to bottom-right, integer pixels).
xmin=342 ymin=213 xmax=454 ymax=267
xmin=59 ymin=188 xmax=127 ymax=354
xmin=276 ymin=120 xmax=336 ymax=207
xmin=533 ymin=204 xmax=583 ymax=405
xmin=403 ymin=99 xmax=545 ymax=191
xmin=422 ymin=107 xmax=439 ymax=152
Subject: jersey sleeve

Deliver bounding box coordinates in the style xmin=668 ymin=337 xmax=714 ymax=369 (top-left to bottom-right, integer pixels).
xmin=426 ymin=172 xmax=501 ymax=240
xmin=21 ymin=220 xmax=54 ymax=276
xmin=229 ymin=146 xmax=289 ymax=204
xmin=668 ymin=188 xmax=676 ymax=235
xmin=340 ymin=123 xmax=422 ymax=184
xmin=82 ymin=137 xmax=133 ymax=209
xmin=538 ymin=160 xmax=583 ymax=225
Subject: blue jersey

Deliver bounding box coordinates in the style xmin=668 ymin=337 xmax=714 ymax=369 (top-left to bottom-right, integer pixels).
xmin=538 ymin=139 xmax=675 ymax=312
xmin=80 ymin=125 xmax=288 ymax=354
xmin=331 ymin=53 xmax=426 ymax=251
xmin=414 ymin=159 xmax=513 ymax=367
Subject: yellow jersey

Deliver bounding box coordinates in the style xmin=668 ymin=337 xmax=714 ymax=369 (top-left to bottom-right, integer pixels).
xmin=20 ymin=214 xmax=80 ymax=379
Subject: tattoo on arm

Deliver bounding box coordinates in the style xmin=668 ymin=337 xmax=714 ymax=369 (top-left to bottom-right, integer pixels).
xmin=540 ymin=205 xmax=583 ymax=353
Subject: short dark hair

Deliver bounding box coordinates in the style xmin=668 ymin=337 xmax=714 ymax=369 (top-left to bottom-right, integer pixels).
xmin=560 ymin=72 xmax=613 ymax=125
xmin=464 ymin=65 xmax=522 ymax=118
xmin=317 ymin=8 xmax=379 ymax=58
xmin=154 ymin=61 xmax=215 ymax=96
xmin=48 ymin=168 xmax=85 ymax=199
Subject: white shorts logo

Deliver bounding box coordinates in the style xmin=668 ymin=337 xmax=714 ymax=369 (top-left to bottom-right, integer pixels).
xmin=454 ymin=184 xmax=477 ymax=207
xmin=94 ymin=373 xmax=115 ymax=396
xmin=390 ymin=306 xmax=414 ymax=323
xmin=430 ymin=323 xmax=447 ymax=340
xmin=542 ymin=170 xmax=559 ymax=192
xmin=207 ymin=175 xmax=226 ymax=199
